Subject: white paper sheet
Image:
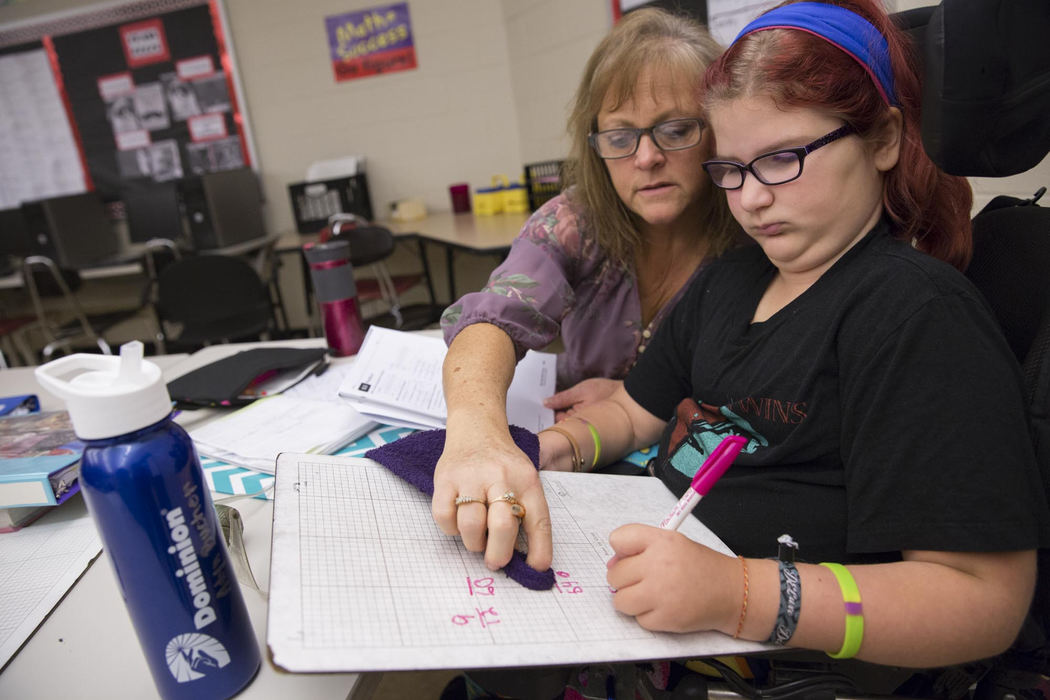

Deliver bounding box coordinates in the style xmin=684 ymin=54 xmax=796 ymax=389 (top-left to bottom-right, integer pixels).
xmin=337 ymin=326 xmax=555 ymax=432
xmin=190 ymin=395 xmax=379 ymax=474
xmin=0 ymin=501 xmax=101 ymax=669
xmin=267 ymin=455 xmax=768 ymax=672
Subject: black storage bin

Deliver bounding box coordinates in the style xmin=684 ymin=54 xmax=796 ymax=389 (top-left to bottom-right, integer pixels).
xmin=288 ymin=174 xmax=374 ymax=233
xmin=524 ymin=160 xmax=565 ymax=211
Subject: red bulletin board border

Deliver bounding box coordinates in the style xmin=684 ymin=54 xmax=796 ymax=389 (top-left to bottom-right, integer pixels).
xmin=42 ymin=35 xmax=92 ymax=191
xmin=208 ymin=0 xmax=250 ymax=167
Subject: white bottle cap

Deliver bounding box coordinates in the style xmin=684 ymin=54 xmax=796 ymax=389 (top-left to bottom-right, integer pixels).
xmin=35 ymin=341 xmax=173 ymax=440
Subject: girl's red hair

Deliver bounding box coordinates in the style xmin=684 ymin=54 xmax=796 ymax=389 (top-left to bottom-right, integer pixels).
xmin=702 ymin=0 xmax=973 ymax=269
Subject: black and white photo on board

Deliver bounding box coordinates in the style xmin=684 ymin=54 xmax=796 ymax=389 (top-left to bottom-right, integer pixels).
xmin=132 ymin=82 xmax=170 ymax=131
xmin=116 ymin=147 xmax=152 ymax=179
xmin=161 ymin=73 xmax=201 ymax=121
xmin=148 ymin=140 xmax=183 ymax=182
xmin=186 ymin=136 xmax=243 ymax=175
xmin=107 ymin=94 xmax=141 ymax=133
xmin=193 ymin=73 xmax=231 ymax=113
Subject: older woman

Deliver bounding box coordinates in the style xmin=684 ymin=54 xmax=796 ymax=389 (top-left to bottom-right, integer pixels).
xmin=434 ymin=8 xmax=739 ymax=573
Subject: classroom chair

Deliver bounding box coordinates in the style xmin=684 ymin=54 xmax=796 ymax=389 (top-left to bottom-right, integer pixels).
xmin=152 ymin=253 xmax=274 ymax=354
xmin=840 ymin=2 xmax=1048 ymax=698
xmin=20 ymin=255 xmax=114 ymax=360
xmin=921 ymin=2 xmax=1050 ymax=696
xmin=327 ymin=212 xmax=428 ymax=330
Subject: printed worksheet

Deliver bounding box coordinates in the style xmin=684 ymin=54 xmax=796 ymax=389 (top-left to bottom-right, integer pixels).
xmin=336 ymin=326 xmax=555 ymax=432
xmin=267 ymin=455 xmax=768 ymax=672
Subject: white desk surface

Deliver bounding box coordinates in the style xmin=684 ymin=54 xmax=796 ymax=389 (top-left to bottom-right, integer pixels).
xmin=0 ymin=340 xmax=373 ymax=700
xmin=385 ymin=210 xmax=528 ymax=252
xmin=278 ymin=210 xmax=529 ymax=254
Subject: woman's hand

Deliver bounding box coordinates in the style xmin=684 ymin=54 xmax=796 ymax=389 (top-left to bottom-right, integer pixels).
xmin=437 ymin=323 xmax=554 ymax=572
xmin=606 ymin=523 xmax=742 ymax=634
xmin=545 ymin=378 xmax=623 ymax=421
xmin=432 ymin=430 xmax=553 ymax=573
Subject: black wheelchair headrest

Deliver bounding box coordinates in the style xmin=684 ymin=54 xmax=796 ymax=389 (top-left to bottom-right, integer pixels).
xmin=907 ymin=0 xmax=1050 ymax=177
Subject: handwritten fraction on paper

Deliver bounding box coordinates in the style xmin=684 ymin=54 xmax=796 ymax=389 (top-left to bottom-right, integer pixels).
xmin=267 ymin=455 xmax=767 ymax=672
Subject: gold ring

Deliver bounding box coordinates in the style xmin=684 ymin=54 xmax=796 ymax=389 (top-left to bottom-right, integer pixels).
xmin=489 ymin=492 xmax=525 ymax=519
xmin=454 ymin=495 xmax=486 ymax=507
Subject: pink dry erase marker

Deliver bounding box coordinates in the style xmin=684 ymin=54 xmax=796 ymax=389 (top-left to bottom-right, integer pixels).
xmin=659 ymin=435 xmax=747 ymax=530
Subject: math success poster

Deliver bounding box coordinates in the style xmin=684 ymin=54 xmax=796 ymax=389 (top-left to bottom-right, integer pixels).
xmin=326 ymin=3 xmax=417 ymax=82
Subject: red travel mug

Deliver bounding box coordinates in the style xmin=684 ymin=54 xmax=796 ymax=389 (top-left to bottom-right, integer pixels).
xmin=303 ymin=240 xmax=365 ymax=356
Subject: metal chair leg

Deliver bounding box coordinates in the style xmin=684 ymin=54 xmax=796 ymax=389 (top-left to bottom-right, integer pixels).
xmin=23 ymin=255 xmax=111 ymax=358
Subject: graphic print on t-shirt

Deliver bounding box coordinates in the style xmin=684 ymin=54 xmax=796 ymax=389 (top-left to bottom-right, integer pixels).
xmin=663 ymin=397 xmax=766 ymax=479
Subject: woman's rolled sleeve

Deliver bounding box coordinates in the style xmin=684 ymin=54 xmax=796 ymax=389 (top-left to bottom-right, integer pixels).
xmin=442 ymin=197 xmax=583 ymax=360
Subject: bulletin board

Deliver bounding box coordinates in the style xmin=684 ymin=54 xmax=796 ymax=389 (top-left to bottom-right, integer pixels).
xmin=0 ymin=0 xmax=254 ymax=208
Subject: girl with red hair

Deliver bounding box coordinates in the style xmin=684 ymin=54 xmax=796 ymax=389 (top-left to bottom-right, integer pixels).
xmin=535 ymin=0 xmax=1047 ymax=667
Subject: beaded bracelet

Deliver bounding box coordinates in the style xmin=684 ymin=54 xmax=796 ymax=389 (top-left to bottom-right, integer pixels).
xmin=820 ymin=562 xmax=864 ymax=659
xmin=570 ymin=416 xmax=601 ymax=468
xmin=541 ymin=425 xmax=583 ymax=472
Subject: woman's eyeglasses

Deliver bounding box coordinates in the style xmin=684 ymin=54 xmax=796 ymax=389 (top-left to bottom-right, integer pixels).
xmin=702 ymin=124 xmax=855 ymax=190
xmin=589 ymin=118 xmax=705 ymax=159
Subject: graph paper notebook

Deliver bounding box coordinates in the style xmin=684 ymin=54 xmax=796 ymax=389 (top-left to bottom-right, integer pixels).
xmin=267 ymin=454 xmax=768 ymax=672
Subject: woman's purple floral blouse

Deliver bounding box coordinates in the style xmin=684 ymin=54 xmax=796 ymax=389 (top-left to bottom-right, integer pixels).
xmin=441 ymin=193 xmax=705 ymax=390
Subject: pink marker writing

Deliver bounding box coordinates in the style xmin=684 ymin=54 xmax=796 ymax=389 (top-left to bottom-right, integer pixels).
xmin=659 ymin=435 xmax=747 ymax=531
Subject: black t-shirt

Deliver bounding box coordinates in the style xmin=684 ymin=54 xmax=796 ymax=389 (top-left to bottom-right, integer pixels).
xmin=625 ymin=220 xmax=1048 ymax=564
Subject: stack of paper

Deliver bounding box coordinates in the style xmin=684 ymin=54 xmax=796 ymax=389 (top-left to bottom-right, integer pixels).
xmin=189 ymin=394 xmax=379 ymax=474
xmin=336 ymin=326 xmax=556 ymax=432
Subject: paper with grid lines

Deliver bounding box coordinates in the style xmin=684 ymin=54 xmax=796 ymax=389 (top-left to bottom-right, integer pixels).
xmin=267 ymin=454 xmax=767 ymax=672
xmin=0 ymin=503 xmax=101 ymax=668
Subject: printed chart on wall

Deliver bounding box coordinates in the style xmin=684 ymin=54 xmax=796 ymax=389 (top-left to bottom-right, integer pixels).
xmin=0 ymin=47 xmax=87 ymax=210
xmin=267 ymin=455 xmax=768 ymax=672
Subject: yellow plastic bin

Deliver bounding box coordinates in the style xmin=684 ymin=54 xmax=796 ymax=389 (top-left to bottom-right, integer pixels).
xmin=501 ymin=182 xmax=529 ymax=213
xmin=473 ymin=186 xmax=503 ymax=215
xmin=474 ymin=175 xmax=510 ymax=216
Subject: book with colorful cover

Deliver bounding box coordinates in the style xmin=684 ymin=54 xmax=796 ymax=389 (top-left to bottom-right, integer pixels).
xmin=0 ymin=411 xmax=83 ymax=509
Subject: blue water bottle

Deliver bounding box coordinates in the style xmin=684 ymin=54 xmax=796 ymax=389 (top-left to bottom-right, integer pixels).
xmin=36 ymin=341 xmax=260 ymax=699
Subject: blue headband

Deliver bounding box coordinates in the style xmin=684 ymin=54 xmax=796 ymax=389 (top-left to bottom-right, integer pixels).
xmin=734 ymin=2 xmax=898 ymax=106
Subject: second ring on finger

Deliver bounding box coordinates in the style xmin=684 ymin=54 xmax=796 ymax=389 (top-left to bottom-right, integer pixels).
xmin=488 ymin=490 xmax=526 ymax=520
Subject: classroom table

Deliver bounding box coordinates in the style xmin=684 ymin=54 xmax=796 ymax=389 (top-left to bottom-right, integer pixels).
xmin=279 ymin=210 xmax=529 ymax=308
xmin=387 ymin=210 xmax=528 ymax=302
xmin=0 ymin=339 xmax=375 ymax=700
xmin=0 ymin=233 xmax=281 ymax=291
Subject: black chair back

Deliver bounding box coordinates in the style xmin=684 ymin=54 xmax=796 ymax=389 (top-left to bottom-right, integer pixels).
xmin=899 ymin=0 xmax=1050 ymax=687
xmin=155 ymin=254 xmax=272 ymax=351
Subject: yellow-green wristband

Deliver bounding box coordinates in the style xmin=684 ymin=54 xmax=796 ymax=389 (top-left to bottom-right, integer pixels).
xmin=572 ymin=416 xmax=601 ymax=468
xmin=820 ymin=562 xmax=863 ymax=659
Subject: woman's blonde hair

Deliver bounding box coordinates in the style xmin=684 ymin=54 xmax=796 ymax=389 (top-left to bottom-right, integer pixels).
xmin=564 ymin=8 xmax=737 ymax=265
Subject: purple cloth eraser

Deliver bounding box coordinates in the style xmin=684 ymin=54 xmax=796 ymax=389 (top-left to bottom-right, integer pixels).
xmin=366 ymin=425 xmax=554 ymax=590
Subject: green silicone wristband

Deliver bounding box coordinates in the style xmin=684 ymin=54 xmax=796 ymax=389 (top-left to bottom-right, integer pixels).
xmin=572 ymin=416 xmax=602 ymax=468
xmin=820 ymin=562 xmax=864 ymax=659
xmin=584 ymin=422 xmax=601 ymax=467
